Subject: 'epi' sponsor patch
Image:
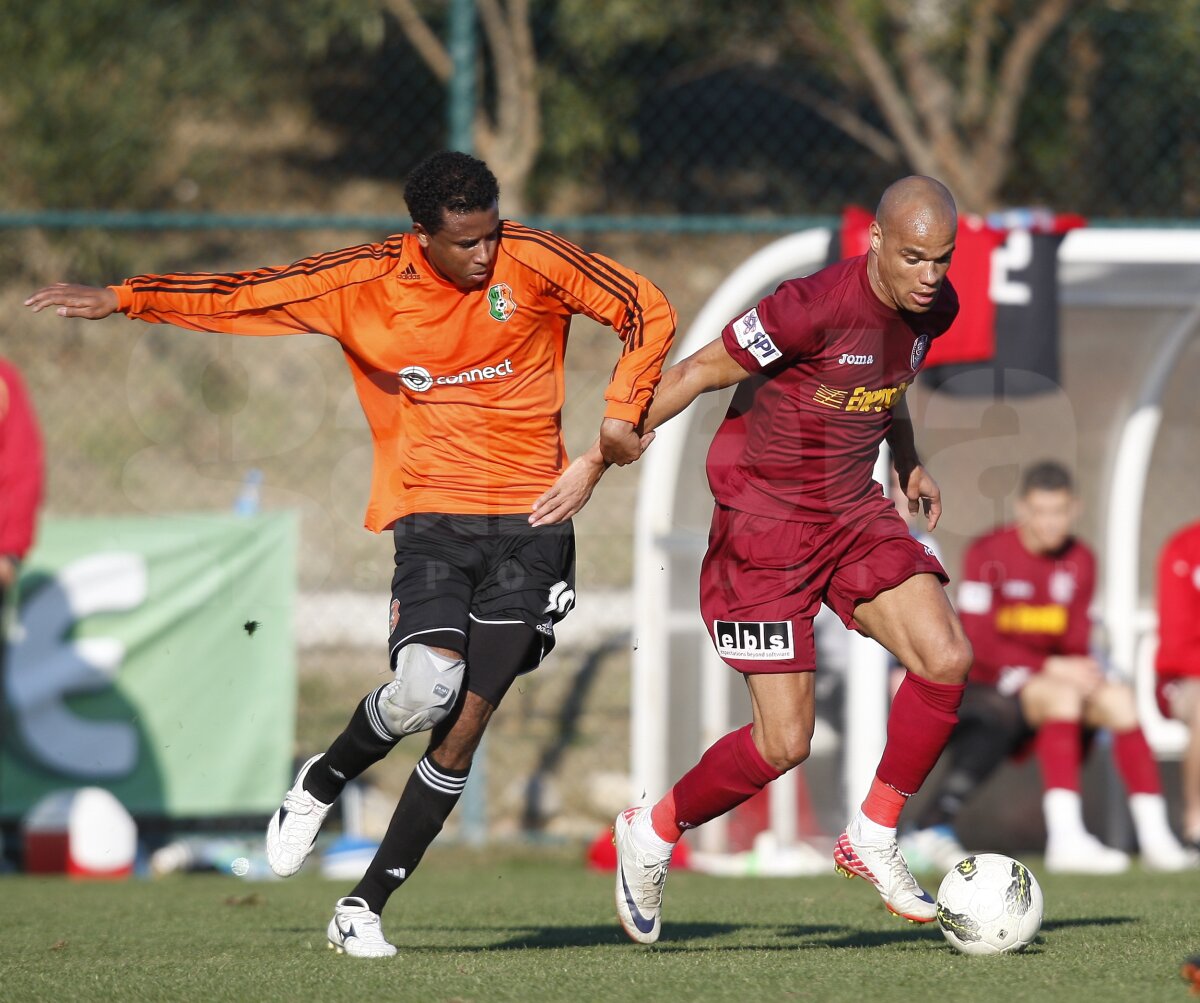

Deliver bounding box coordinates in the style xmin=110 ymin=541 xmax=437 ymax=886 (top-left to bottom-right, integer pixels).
xmin=731 ymin=308 xmax=781 ymax=367
xmin=713 ymin=619 xmax=794 ymax=660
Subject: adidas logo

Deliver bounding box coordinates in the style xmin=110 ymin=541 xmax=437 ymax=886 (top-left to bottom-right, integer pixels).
xmin=397 ymin=262 xmax=420 ymax=280
xmin=385 ymin=866 xmax=407 ymax=881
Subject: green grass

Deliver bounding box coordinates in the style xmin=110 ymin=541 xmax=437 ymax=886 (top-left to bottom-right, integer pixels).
xmin=0 ymin=846 xmax=1196 ymax=1002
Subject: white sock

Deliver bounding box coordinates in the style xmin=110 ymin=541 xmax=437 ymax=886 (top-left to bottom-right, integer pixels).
xmin=630 ymin=806 xmax=675 ymax=858
xmin=1129 ymin=793 xmax=1184 ymax=851
xmin=1043 ymin=788 xmax=1089 ymax=844
xmin=850 ymin=810 xmax=896 ymax=843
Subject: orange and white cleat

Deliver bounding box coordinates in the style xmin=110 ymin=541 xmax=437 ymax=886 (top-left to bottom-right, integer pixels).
xmin=834 ymin=825 xmax=937 ymax=923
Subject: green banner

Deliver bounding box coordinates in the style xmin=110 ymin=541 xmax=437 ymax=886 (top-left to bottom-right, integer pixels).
xmin=1 ymin=513 xmax=297 ymax=819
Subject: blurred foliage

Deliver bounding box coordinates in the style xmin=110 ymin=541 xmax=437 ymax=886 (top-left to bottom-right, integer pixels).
xmin=0 ymin=0 xmax=1198 ymax=217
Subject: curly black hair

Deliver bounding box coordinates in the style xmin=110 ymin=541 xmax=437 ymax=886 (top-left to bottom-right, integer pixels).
xmin=404 ymin=151 xmax=500 ymax=233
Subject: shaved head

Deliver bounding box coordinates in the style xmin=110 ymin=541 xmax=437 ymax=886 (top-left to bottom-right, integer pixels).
xmin=876 ymin=176 xmax=957 ymax=238
xmin=867 ymin=176 xmax=958 ymax=313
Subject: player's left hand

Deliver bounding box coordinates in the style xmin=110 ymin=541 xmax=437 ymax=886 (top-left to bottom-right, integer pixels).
xmin=529 ymin=448 xmax=608 ymax=526
xmin=25 ymin=283 xmax=119 ymax=319
xmin=903 ymin=464 xmax=942 ymax=531
xmin=598 ymin=417 xmax=653 ymax=466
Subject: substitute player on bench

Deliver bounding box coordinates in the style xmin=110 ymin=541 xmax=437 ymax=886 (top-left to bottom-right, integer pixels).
xmin=26 ymin=151 xmax=675 ymax=958
xmin=904 ymin=461 xmax=1195 ymax=874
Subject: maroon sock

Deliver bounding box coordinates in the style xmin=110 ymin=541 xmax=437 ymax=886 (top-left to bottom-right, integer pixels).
xmin=652 ymin=724 xmax=783 ymax=840
xmin=875 ymin=672 xmax=965 ymax=796
xmin=1036 ymin=719 xmax=1082 ymax=792
xmin=1112 ymin=727 xmax=1162 ymax=795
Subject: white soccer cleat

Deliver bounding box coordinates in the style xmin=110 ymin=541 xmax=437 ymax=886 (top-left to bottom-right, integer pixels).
xmin=327 ymin=897 xmax=397 ymax=958
xmin=899 ymin=825 xmax=971 ymax=873
xmin=834 ymin=827 xmax=937 ymax=923
xmin=613 ymin=806 xmax=671 ymax=945
xmin=266 ymin=754 xmax=333 ymax=877
xmin=1044 ymin=831 xmax=1130 ymax=874
xmin=1139 ymin=840 xmax=1200 ymax=873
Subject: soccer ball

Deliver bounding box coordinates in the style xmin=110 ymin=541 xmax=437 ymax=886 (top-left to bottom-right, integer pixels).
xmin=935 ymin=853 xmax=1044 ymax=956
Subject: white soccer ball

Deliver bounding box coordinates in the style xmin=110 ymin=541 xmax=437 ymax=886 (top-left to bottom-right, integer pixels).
xmin=935 ymin=853 xmax=1044 ymax=956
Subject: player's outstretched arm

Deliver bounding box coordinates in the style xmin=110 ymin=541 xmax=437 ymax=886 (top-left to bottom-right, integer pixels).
xmin=25 ymin=283 xmax=119 ymax=320
xmin=644 ymin=337 xmax=751 ymax=434
xmin=531 ymin=337 xmax=748 ymax=526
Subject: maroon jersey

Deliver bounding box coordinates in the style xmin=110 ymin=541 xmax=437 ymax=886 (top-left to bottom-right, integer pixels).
xmin=1155 ymin=521 xmax=1200 ymax=681
xmin=956 ymin=525 xmax=1095 ymax=693
xmin=709 ymin=254 xmax=958 ymax=522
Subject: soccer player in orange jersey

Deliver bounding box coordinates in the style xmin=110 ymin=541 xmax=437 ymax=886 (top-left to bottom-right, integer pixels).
xmin=26 ymin=151 xmax=676 ymax=958
xmin=548 ymin=177 xmax=970 ymax=943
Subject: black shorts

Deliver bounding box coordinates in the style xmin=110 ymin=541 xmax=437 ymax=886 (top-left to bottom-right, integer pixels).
xmin=387 ymin=513 xmax=576 ymax=666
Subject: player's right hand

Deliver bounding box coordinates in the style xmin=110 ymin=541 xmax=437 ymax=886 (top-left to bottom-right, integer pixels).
xmin=24 ymin=283 xmax=119 ymax=320
xmin=598 ymin=417 xmax=654 ymax=466
xmin=529 ymin=447 xmax=609 ymax=526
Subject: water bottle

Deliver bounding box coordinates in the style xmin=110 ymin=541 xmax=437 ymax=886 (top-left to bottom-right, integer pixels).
xmin=234 ymin=468 xmax=263 ymax=516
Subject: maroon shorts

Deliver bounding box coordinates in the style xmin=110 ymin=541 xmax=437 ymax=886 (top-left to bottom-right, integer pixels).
xmin=699 ymin=494 xmax=948 ymax=674
xmin=1156 ymin=675 xmax=1200 ymax=720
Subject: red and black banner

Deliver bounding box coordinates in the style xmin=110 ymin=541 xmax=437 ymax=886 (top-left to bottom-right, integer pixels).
xmin=839 ymin=207 xmax=1085 ymax=396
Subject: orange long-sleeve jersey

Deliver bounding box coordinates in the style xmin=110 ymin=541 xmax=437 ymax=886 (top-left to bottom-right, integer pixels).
xmin=111 ymin=221 xmax=676 ymax=531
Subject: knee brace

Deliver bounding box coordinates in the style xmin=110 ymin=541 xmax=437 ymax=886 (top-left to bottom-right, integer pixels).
xmin=376 ymin=643 xmax=466 ymax=737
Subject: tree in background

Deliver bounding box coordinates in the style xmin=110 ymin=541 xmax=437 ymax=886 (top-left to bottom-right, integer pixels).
xmin=2 ymin=0 xmax=1198 ymax=218
xmin=788 ymin=0 xmax=1076 ymax=214
xmin=384 ymin=0 xmax=539 ymax=215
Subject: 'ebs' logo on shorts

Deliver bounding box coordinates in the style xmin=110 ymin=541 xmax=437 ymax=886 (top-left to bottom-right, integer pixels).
xmin=713 ymin=620 xmax=794 ymax=660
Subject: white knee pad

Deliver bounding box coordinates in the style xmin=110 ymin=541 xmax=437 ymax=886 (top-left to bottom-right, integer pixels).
xmin=376 ymin=643 xmax=466 ymax=737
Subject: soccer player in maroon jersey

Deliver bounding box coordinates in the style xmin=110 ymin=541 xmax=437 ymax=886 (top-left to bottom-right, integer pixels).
xmin=545 ymin=176 xmax=971 ymax=941
xmin=1156 ymin=519 xmax=1200 ymax=850
xmin=905 ymin=462 xmax=1195 ymax=874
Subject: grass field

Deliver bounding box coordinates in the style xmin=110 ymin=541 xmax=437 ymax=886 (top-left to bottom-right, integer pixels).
xmin=1 ymin=844 xmax=1196 ymax=1003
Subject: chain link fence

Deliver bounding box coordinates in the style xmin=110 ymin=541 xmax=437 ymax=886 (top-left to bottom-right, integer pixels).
xmin=2 ymin=2 xmax=1197 ymax=221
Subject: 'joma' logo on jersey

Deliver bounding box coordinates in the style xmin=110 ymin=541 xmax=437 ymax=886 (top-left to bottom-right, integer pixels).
xmin=838 ymin=353 xmax=874 ymax=365
xmin=845 ymin=381 xmax=910 ymax=412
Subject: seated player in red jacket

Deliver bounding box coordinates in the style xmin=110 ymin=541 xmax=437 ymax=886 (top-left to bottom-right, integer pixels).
xmin=1155 ymin=519 xmax=1200 ymax=849
xmin=903 ymin=461 xmax=1195 ymax=873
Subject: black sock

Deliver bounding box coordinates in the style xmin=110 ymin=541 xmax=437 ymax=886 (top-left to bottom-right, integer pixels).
xmin=351 ymin=753 xmax=469 ymax=914
xmin=304 ymin=685 xmax=399 ymax=804
xmin=917 ymin=722 xmax=1014 ymax=829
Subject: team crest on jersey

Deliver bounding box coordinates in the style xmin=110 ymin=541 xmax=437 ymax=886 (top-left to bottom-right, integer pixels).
xmin=1049 ymin=570 xmax=1077 ymax=604
xmin=487 ymin=282 xmax=518 ymax=322
xmin=910 ymin=334 xmax=931 ymax=371
xmin=389 ymin=598 xmax=401 ymax=634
